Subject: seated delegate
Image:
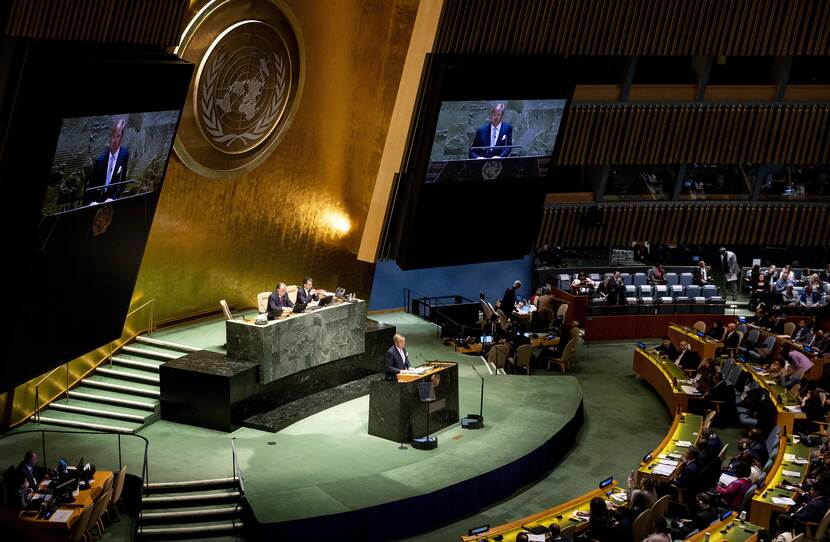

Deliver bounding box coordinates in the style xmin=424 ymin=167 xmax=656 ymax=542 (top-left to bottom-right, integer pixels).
xmin=267 ymin=282 xmax=294 ymax=319
xmin=296 ymin=277 xmax=319 ymax=305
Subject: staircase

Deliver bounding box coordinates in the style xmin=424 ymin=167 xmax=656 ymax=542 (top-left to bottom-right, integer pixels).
xmin=138 ymin=477 xmax=245 ymax=540
xmin=35 ymin=336 xmax=198 ymax=434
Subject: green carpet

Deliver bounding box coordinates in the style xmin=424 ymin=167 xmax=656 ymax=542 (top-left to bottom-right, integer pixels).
xmin=0 ymin=312 xmax=745 ymax=541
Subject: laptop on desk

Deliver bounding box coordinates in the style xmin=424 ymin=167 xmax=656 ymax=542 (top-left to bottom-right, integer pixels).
xmin=292 ymin=302 xmax=308 ymax=314
xmin=317 ymin=295 xmax=334 ymax=308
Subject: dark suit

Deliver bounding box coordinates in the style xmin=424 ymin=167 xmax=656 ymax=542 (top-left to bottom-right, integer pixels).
xmin=694 ymin=266 xmax=712 ymax=286
xmin=85 ymin=146 xmax=129 ymax=205
xmin=296 ymin=287 xmax=319 ymax=305
xmin=722 ymin=330 xmax=740 ymax=350
xmin=16 ymin=462 xmax=38 ymax=488
xmin=267 ymin=292 xmax=293 ymax=316
xmin=384 ymin=345 xmax=410 ymax=375
xmin=792 ymin=495 xmax=830 ymax=524
xmin=469 ymin=122 xmax=513 ymax=158
xmin=674 ymin=348 xmax=701 ymax=371
xmin=656 ymin=342 xmax=678 ymax=359
xmin=501 ymin=287 xmax=517 ymax=315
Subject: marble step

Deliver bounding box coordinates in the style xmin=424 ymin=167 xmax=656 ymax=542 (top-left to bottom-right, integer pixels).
xmin=136 ymin=335 xmax=201 ymax=353
xmin=145 ymin=478 xmax=238 ymax=493
xmin=140 ymin=505 xmax=240 ymax=522
xmin=46 ymin=401 xmax=148 ymax=423
xmin=81 ymin=377 xmax=160 ymax=398
xmin=96 ymin=366 xmax=160 ymax=384
xmin=122 ymin=345 xmax=180 ymax=361
xmin=111 ymin=356 xmax=162 ymax=372
xmin=68 ymin=389 xmax=157 ymax=411
xmin=35 ymin=414 xmax=137 ymax=434
xmin=143 ymin=491 xmax=241 ymax=507
xmin=136 ymin=519 xmax=243 ymax=537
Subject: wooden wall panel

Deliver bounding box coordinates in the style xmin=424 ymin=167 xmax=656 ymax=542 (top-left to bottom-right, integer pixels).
xmin=435 ymin=0 xmax=830 ymax=56
xmin=3 ymin=0 xmax=189 ymax=47
xmin=555 ymin=103 xmax=830 ymax=165
xmin=537 ymin=202 xmax=830 ymax=248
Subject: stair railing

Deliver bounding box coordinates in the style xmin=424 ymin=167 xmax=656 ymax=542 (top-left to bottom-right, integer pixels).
xmin=29 ymin=299 xmax=156 ymax=426
xmin=230 ymin=437 xmax=246 ymax=496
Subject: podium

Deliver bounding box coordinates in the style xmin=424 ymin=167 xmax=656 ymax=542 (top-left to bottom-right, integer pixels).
xmin=367 ymin=362 xmax=459 ymax=443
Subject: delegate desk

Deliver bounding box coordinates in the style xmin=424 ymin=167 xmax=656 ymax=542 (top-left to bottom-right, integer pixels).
xmin=459 ymin=480 xmax=626 ymax=542
xmin=225 ymin=299 xmax=366 ymax=383
xmin=368 ymin=362 xmax=459 ymax=442
xmin=739 ymin=363 xmax=806 ymax=433
xmin=685 ymin=512 xmax=761 ymax=541
xmin=638 ymin=412 xmax=702 ymax=483
xmin=18 ymin=470 xmax=113 ymax=538
xmin=745 ymin=324 xmax=825 ymax=380
xmin=669 ymin=324 xmax=723 ymax=361
xmin=633 ymin=347 xmax=701 ymax=414
xmin=749 ymin=434 xmax=811 ymax=529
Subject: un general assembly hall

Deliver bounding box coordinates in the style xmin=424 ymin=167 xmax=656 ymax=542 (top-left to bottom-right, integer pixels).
xmin=2 ymin=1 xmax=830 ymax=541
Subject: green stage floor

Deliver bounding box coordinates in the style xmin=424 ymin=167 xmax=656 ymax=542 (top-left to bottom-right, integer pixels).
xmin=0 ymin=312 xmax=743 ymax=541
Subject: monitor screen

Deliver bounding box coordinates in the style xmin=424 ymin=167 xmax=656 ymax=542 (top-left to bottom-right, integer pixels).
xmin=425 ymin=99 xmax=567 ymax=183
xmin=599 ymin=477 xmax=613 ymax=489
xmin=42 ymin=110 xmax=180 ymax=216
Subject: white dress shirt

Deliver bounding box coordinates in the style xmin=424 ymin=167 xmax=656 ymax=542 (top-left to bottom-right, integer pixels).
xmin=105 ymin=148 xmax=119 ymax=187
xmin=396 ymin=347 xmax=408 ymax=368
xmin=490 ymin=122 xmax=501 ymax=147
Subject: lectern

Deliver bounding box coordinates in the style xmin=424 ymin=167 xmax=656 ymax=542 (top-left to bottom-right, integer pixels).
xmin=367 ymin=362 xmax=459 ymax=443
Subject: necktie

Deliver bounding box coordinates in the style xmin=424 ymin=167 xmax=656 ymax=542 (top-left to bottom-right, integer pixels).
xmin=106 ymin=155 xmax=116 ymax=186
xmin=491 ymin=126 xmax=497 ymax=147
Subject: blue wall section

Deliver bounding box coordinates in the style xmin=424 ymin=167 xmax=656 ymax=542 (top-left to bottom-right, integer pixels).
xmin=369 ymin=255 xmax=534 ymax=311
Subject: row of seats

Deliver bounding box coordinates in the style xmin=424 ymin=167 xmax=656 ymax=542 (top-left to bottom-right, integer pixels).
xmin=589 ymin=296 xmax=726 ymax=315
xmin=623 ymin=284 xmax=720 ymax=299
xmin=557 ymin=271 xmax=709 ymax=290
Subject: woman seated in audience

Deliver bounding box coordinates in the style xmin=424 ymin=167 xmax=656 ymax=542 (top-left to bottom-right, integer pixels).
xmin=716 ymin=461 xmax=753 ymax=510
xmin=626 ymin=472 xmax=657 ymax=508
xmin=570 ymin=272 xmax=594 ymax=294
xmin=647 ymin=264 xmax=666 ymax=285
xmin=750 ymin=272 xmax=769 ymax=310
xmin=584 ymin=496 xmax=625 ymax=542
xmin=799 ymin=388 xmax=830 ymax=430
xmin=594 ymin=276 xmax=614 ymax=300
xmin=801 ymin=284 xmax=823 ymax=307
xmin=707 ymin=320 xmax=726 ymax=341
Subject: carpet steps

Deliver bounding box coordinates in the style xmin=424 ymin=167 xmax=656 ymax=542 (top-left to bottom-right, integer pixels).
xmin=96 ymin=366 xmax=161 ymax=384
xmin=123 ymin=345 xmax=180 ymax=360
xmin=111 ymin=356 xmax=163 ymax=372
xmin=135 ymin=335 xmax=201 ymax=353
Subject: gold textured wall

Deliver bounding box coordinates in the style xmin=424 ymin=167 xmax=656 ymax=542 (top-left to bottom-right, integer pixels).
xmin=134 ymin=0 xmax=419 ymax=322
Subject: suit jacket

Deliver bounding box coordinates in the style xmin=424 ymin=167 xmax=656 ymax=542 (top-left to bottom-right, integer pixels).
xmin=296 ymin=287 xmax=319 ymax=305
xmin=656 ymin=342 xmax=678 ymax=359
xmin=694 ymin=266 xmax=712 ymax=285
xmin=469 ymin=122 xmax=513 ymax=158
xmin=267 ymin=292 xmax=293 ymax=313
xmin=722 ymin=330 xmax=740 ymax=349
xmin=501 ymin=287 xmax=517 ymax=315
xmin=721 ymin=251 xmax=740 ymax=280
xmin=16 ymin=462 xmax=38 ymax=488
xmin=85 ymin=146 xmax=129 ymax=205
xmin=384 ymin=345 xmax=410 ymax=375
xmin=675 ymin=348 xmax=701 ymax=371
xmin=792 ymin=495 xmax=830 ymax=524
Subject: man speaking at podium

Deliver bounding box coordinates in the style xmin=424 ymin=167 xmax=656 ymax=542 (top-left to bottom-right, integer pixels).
xmin=385 ymin=334 xmax=411 ymax=378
xmin=86 ymin=119 xmax=130 ymax=205
xmin=469 ymin=103 xmax=513 ymax=159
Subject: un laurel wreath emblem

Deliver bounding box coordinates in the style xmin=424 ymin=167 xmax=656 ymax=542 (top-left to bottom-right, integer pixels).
xmin=92 ymin=206 xmax=114 ymax=236
xmin=174 ymin=0 xmax=304 ymax=178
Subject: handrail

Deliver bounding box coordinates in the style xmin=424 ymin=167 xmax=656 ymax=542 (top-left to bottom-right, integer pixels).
xmin=230 ymin=437 xmax=246 ymax=495
xmin=31 ymin=299 xmax=156 ymax=425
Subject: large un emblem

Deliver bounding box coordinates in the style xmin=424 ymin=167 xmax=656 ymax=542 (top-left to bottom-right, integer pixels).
xmin=175 ymin=0 xmax=304 ymax=178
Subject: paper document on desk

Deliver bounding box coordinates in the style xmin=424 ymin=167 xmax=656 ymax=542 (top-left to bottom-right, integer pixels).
xmin=719 ymin=473 xmax=737 ymax=486
xmin=681 ymin=385 xmax=701 ymax=395
xmin=793 ymin=458 xmax=809 ymax=464
xmin=782 ymin=470 xmax=802 ymax=478
xmin=676 ymin=440 xmax=693 ymax=448
xmin=652 ymin=463 xmax=676 ymax=477
xmin=786 ymin=406 xmax=802 ymax=412
xmin=658 ymin=459 xmax=679 ymax=467
xmin=50 ymin=509 xmax=73 ymax=522
xmin=610 ymin=492 xmax=628 ymax=503
xmin=772 ymin=496 xmax=796 ymax=506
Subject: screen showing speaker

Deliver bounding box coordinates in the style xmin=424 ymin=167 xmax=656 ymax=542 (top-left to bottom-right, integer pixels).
xmin=42 ymin=110 xmax=180 ymax=216
xmin=425 ymin=99 xmax=567 ymax=183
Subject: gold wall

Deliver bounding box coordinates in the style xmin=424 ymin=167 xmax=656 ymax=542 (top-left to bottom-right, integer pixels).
xmin=135 ymin=0 xmax=419 ymax=322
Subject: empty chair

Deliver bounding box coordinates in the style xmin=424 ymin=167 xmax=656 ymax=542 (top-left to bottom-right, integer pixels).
xmin=654 ymin=285 xmax=668 ymax=297
xmin=707 ymin=296 xmax=725 ymax=314
xmin=547 ymin=338 xmax=576 ymax=373
xmin=685 ymin=284 xmax=701 ymax=298
xmin=107 ymin=465 xmax=128 ymax=522
xmin=658 ymin=297 xmax=674 ymax=314
xmin=665 ymin=272 xmax=678 ymax=286
xmin=739 ymin=483 xmax=759 ymax=513
xmin=558 ymin=274 xmax=570 ymax=290
xmin=487 ymin=344 xmax=510 ymax=374
xmin=630 ymin=508 xmax=652 ymax=542
xmin=701 ymin=284 xmax=718 ymax=299
xmin=639 ymin=297 xmax=655 ymax=314
xmin=625 ymin=285 xmax=637 ymax=298
xmin=749 ymin=334 xmax=776 ymax=361
xmin=692 ymin=297 xmax=707 ymax=313
xmin=589 ymin=273 xmax=600 ymax=282
xmin=633 ymin=272 xmax=647 ymax=286
xmin=783 ymin=321 xmax=796 ymax=336
xmin=692 ymin=321 xmax=706 ymax=333
xmin=512 ymin=344 xmax=533 ymax=375
xmin=738 ymin=329 xmax=760 ymax=354
xmin=638 ymin=285 xmax=653 ymax=298
xmin=257 ymin=291 xmax=271 ymax=313
xmin=619 ymin=272 xmax=631 ymax=285
xmin=675 ymin=296 xmax=691 ymax=313
xmin=721 ymin=357 xmax=735 ymax=376
xmin=626 ymin=297 xmax=639 ymax=314
xmin=671 ymin=285 xmax=684 ymax=298
xmin=680 ymin=272 xmax=694 ymax=286
xmin=220 ymin=299 xmax=233 ymax=321
xmin=69 ymin=501 xmax=97 ymax=542
xmin=89 ymin=488 xmax=112 ymax=539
